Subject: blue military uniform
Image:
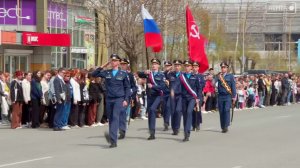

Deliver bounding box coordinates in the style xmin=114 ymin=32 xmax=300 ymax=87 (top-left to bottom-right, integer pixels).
xmin=118 ymin=58 xmax=137 ymax=140
xmin=217 ymin=62 xmax=236 ymax=133
xmin=162 ymin=60 xmax=172 ymax=131
xmin=138 ymin=58 xmax=166 ymax=140
xmin=192 ymin=61 xmax=205 ymax=131
xmin=92 ymin=54 xmax=131 ymax=147
xmin=166 ymin=59 xmax=183 ymax=135
xmin=181 ymin=60 xmax=201 ymax=141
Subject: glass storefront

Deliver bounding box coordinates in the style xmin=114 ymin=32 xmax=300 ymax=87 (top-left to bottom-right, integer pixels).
xmin=48 ymin=0 xmax=95 ymax=69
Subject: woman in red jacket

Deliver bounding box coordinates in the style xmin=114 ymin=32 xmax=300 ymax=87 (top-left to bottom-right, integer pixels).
xmin=203 ymin=75 xmax=216 ymax=113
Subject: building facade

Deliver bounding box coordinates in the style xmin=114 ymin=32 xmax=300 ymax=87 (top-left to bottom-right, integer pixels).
xmin=202 ymin=0 xmax=300 ymax=70
xmin=0 ymin=0 xmax=101 ymax=75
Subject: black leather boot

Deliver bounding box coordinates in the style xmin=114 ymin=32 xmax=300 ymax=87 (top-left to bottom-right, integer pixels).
xmin=118 ymin=130 xmax=126 ymax=140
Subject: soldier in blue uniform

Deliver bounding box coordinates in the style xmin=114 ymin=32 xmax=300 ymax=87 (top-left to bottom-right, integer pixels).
xmin=192 ymin=61 xmax=205 ymax=131
xmin=217 ymin=62 xmax=236 ymax=133
xmin=119 ymin=58 xmax=137 ymax=140
xmin=138 ymin=58 xmax=166 ymax=140
xmin=162 ymin=60 xmax=172 ymax=131
xmin=180 ymin=60 xmax=201 ymax=141
xmin=166 ymin=60 xmax=183 ymax=135
xmin=92 ymin=54 xmax=131 ymax=148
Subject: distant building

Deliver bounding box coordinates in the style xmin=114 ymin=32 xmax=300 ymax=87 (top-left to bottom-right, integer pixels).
xmin=202 ymin=0 xmax=300 ymax=70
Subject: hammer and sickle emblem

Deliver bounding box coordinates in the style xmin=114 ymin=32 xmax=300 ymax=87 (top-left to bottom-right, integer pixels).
xmin=190 ymin=24 xmax=200 ymax=39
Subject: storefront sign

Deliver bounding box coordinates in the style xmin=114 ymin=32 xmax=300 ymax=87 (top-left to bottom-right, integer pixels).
xmin=71 ymin=47 xmax=88 ymax=54
xmin=75 ymin=16 xmax=93 ymax=24
xmin=266 ymin=2 xmax=296 ymax=14
xmin=22 ymin=32 xmax=71 ymax=46
xmin=0 ymin=0 xmax=36 ymax=25
xmin=48 ymin=1 xmax=67 ymax=28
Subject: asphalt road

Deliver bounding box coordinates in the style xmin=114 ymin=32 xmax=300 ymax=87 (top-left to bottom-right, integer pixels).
xmin=0 ymin=104 xmax=300 ymax=168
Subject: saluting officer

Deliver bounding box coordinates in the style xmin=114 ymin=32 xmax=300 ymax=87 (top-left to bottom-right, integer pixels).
xmin=162 ymin=60 xmax=172 ymax=131
xmin=180 ymin=60 xmax=201 ymax=141
xmin=92 ymin=54 xmax=131 ymax=148
xmin=166 ymin=60 xmax=183 ymax=135
xmin=119 ymin=58 xmax=137 ymax=140
xmin=138 ymin=58 xmax=166 ymax=140
xmin=192 ymin=61 xmax=205 ymax=131
xmin=217 ymin=62 xmax=236 ymax=133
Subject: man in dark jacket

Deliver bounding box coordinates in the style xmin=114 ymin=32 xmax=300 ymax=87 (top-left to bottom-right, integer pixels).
xmin=281 ymin=73 xmax=289 ymax=105
xmin=257 ymin=74 xmax=266 ymax=108
xmin=53 ymin=68 xmax=67 ymax=131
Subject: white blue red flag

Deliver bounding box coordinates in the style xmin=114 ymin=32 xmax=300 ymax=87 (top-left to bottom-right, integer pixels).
xmin=141 ymin=4 xmax=163 ymax=53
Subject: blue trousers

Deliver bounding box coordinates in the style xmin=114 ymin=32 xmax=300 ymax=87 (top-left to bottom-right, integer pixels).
xmin=106 ymin=98 xmax=125 ymax=144
xmin=182 ymin=98 xmax=196 ymax=135
xmin=62 ymin=102 xmax=71 ymax=127
xmin=218 ymin=95 xmax=232 ymax=129
xmin=119 ymin=105 xmax=129 ymax=132
xmin=192 ymin=108 xmax=202 ymax=128
xmin=147 ymin=95 xmax=161 ymax=134
xmin=53 ymin=103 xmax=65 ymax=128
xmin=163 ymin=95 xmax=170 ymax=126
xmin=168 ymin=95 xmax=182 ymax=131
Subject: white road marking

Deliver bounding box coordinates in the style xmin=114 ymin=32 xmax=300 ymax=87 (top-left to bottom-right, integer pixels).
xmin=0 ymin=156 xmax=53 ymax=168
xmin=232 ymin=166 xmax=242 ymax=168
xmin=276 ymin=115 xmax=291 ymax=119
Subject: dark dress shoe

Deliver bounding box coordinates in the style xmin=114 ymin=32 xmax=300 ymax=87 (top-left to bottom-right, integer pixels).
xmin=183 ymin=133 xmax=190 ymax=142
xmin=118 ymin=131 xmax=125 ymax=140
xmin=222 ymin=128 xmax=228 ymax=133
xmin=163 ymin=123 xmax=169 ymax=131
xmin=53 ymin=127 xmax=64 ymax=131
xmin=109 ymin=143 xmax=117 ymax=148
xmin=172 ymin=130 xmax=178 ymax=135
xmin=147 ymin=134 xmax=155 ymax=140
xmin=182 ymin=137 xmax=189 ymax=142
xmin=104 ymin=132 xmax=111 ymax=143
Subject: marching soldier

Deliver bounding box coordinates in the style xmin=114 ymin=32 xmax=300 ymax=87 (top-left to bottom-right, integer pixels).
xmin=166 ymin=60 xmax=183 ymax=135
xmin=119 ymin=58 xmax=137 ymax=140
xmin=162 ymin=60 xmax=172 ymax=131
xmin=180 ymin=60 xmax=201 ymax=141
xmin=138 ymin=58 xmax=166 ymax=140
xmin=217 ymin=62 xmax=236 ymax=133
xmin=192 ymin=61 xmax=205 ymax=131
xmin=92 ymin=54 xmax=131 ymax=148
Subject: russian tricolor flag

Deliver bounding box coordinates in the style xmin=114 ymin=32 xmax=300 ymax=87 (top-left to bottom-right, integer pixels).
xmin=141 ymin=4 xmax=163 ymax=53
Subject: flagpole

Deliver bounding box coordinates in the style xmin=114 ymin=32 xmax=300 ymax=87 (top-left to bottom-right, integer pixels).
xmin=146 ymin=48 xmax=150 ymax=69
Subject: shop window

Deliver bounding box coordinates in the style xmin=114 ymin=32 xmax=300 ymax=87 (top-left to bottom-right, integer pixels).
xmin=72 ymin=53 xmax=86 ymax=69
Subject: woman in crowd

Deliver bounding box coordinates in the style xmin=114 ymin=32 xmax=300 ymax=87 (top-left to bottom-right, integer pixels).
xmin=296 ymin=78 xmax=300 ymax=103
xmin=21 ymin=72 xmax=32 ymax=127
xmin=203 ymin=74 xmax=216 ymax=112
xmin=30 ymin=71 xmax=43 ymax=128
xmin=78 ymin=70 xmax=89 ymax=127
xmin=40 ymin=71 xmax=51 ymax=127
xmin=62 ymin=71 xmax=72 ymax=130
xmin=0 ymin=72 xmax=9 ymax=125
xmin=10 ymin=71 xmax=24 ymax=129
xmin=87 ymin=73 xmax=101 ymax=126
xmin=264 ymin=75 xmax=272 ymax=106
xmin=69 ymin=69 xmax=81 ymax=128
xmin=95 ymin=77 xmax=104 ymax=126
xmin=47 ymin=70 xmax=58 ymax=128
